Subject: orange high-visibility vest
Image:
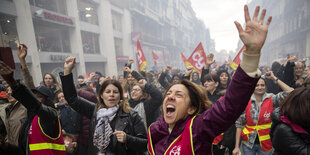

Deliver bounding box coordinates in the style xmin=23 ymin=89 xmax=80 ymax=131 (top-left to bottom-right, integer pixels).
xmin=241 ymin=98 xmax=273 ymax=152
xmin=28 ymin=115 xmax=66 ymax=155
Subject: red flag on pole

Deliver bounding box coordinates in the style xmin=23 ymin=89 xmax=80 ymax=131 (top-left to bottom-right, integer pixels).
xmin=181 ymin=52 xmax=202 ymax=78
xmin=136 ymin=40 xmax=147 ymax=71
xmin=187 ymin=43 xmax=207 ymax=73
xmin=230 ymin=45 xmax=246 ymax=70
xmin=152 ymin=51 xmax=159 ymax=68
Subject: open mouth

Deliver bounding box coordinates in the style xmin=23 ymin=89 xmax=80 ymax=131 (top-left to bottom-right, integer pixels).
xmin=166 ymin=105 xmax=176 ymax=117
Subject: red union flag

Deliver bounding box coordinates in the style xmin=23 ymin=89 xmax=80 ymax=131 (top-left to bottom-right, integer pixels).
xmin=230 ymin=45 xmax=246 ymax=70
xmin=187 ymin=43 xmax=207 ymax=73
xmin=152 ymin=51 xmax=159 ymax=68
xmin=136 ymin=40 xmax=147 ymax=71
xmin=181 ymin=52 xmax=202 ymax=78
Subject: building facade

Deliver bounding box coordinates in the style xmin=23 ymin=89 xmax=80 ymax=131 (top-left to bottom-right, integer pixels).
xmin=0 ymin=0 xmax=210 ymax=86
xmin=247 ymin=0 xmax=310 ymax=65
xmin=128 ymin=0 xmax=211 ymax=70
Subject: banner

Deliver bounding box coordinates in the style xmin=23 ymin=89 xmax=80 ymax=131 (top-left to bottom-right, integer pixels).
xmin=136 ymin=40 xmax=147 ymax=71
xmin=152 ymin=51 xmax=159 ymax=68
xmin=187 ymin=43 xmax=207 ymax=73
xmin=230 ymin=45 xmax=246 ymax=70
xmin=181 ymin=52 xmax=201 ymax=78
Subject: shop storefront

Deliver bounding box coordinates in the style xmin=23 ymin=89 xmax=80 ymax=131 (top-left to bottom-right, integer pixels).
xmin=0 ymin=13 xmax=19 ymax=50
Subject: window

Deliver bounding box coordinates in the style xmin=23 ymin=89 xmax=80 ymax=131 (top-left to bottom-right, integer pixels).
xmin=112 ymin=12 xmax=122 ymax=32
xmin=148 ymin=0 xmax=159 ymax=13
xmin=114 ymin=38 xmax=122 ymax=56
xmin=34 ymin=24 xmax=71 ymax=53
xmin=78 ymin=0 xmax=98 ymax=25
xmin=0 ymin=14 xmax=19 ymax=50
xmin=29 ymin=0 xmax=67 ymax=15
xmin=81 ymin=31 xmax=100 ymax=54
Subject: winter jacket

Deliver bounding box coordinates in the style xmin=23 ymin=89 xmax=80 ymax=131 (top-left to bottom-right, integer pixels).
xmin=130 ymin=71 xmax=163 ymax=127
xmin=76 ymin=89 xmax=97 ymax=145
xmin=148 ymin=67 xmax=259 ymax=155
xmin=283 ymin=62 xmax=302 ymax=88
xmin=208 ymin=90 xmax=222 ymax=104
xmin=58 ymin=104 xmax=81 ymax=134
xmin=11 ymin=82 xmax=59 ymax=154
xmin=265 ymin=65 xmax=284 ymax=94
xmin=158 ymin=71 xmax=171 ymax=89
xmin=271 ymin=108 xmax=310 ymax=155
xmin=0 ymin=59 xmax=30 ymax=147
xmin=60 ymin=72 xmax=148 ymax=155
xmin=4 ymin=101 xmax=27 ymax=146
xmin=201 ymin=67 xmax=210 ymax=84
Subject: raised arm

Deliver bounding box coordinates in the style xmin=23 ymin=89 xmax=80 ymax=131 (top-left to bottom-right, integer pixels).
xmin=60 ymin=56 xmax=96 ymax=119
xmin=283 ymin=55 xmax=296 ymax=87
xmin=18 ymin=44 xmax=35 ymax=89
xmin=265 ymin=71 xmax=293 ymax=92
xmin=124 ymin=59 xmax=134 ymax=78
xmin=125 ymin=67 xmax=144 ymax=82
xmin=0 ymin=61 xmax=58 ymax=138
xmin=193 ymin=5 xmax=272 ymax=141
xmin=182 ymin=66 xmax=194 ymax=80
xmin=158 ymin=65 xmax=172 ymax=89
xmin=140 ymin=78 xmax=163 ymax=112
xmin=201 ymin=53 xmax=214 ymax=83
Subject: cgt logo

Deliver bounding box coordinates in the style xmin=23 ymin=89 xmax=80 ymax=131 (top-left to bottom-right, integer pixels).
xmin=169 ymin=145 xmax=181 ymax=155
xmin=263 ymin=112 xmax=271 ymax=121
xmin=192 ymin=51 xmax=205 ymax=70
xmin=137 ymin=49 xmax=143 ymax=65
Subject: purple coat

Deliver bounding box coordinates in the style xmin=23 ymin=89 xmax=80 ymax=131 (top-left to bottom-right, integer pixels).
xmin=76 ymin=89 xmax=97 ymax=145
xmin=148 ymin=67 xmax=259 ymax=155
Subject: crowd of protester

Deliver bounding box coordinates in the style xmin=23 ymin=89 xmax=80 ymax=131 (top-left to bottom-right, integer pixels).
xmin=0 ymin=5 xmax=309 ymax=155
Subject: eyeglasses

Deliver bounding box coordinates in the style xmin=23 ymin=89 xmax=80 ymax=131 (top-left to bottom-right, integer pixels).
xmin=132 ymin=88 xmax=142 ymax=92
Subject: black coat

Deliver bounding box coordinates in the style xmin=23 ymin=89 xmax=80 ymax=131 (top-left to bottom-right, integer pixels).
xmin=60 ymin=72 xmax=147 ymax=155
xmin=11 ymin=82 xmax=59 ymax=154
xmin=283 ymin=62 xmax=303 ymax=88
xmin=130 ymin=71 xmax=163 ymax=127
xmin=271 ymin=108 xmax=310 ymax=155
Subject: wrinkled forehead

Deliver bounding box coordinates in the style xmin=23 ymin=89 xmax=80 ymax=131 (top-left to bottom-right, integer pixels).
xmin=166 ymin=84 xmax=188 ymax=95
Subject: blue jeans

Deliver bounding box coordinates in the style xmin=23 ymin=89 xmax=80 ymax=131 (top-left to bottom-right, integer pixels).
xmin=242 ymin=143 xmax=271 ymax=155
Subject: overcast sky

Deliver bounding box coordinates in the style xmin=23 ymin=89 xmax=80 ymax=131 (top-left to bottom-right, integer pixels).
xmin=191 ymin=0 xmax=249 ymax=52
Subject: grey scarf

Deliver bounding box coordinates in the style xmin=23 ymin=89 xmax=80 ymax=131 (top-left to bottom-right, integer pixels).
xmin=93 ymin=105 xmax=119 ymax=153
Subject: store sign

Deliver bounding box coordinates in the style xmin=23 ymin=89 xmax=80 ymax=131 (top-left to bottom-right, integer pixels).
xmin=116 ymin=56 xmax=129 ymax=62
xmin=44 ymin=12 xmax=74 ymax=25
xmin=50 ymin=55 xmax=68 ymax=62
xmin=34 ymin=9 xmax=74 ymax=26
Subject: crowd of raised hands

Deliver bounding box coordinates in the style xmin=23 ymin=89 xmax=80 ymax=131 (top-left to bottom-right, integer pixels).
xmin=0 ymin=5 xmax=309 ymax=155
